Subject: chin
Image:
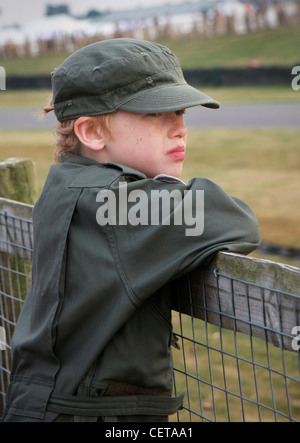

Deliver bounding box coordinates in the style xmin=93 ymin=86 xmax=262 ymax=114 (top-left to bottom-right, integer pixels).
xmin=167 ymin=166 xmax=183 ymax=179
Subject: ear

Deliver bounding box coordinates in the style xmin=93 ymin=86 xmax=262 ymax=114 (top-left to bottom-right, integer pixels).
xmin=74 ymin=117 xmax=105 ymax=151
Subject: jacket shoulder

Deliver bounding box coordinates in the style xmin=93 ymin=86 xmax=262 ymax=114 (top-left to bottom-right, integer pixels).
xmin=68 ymin=163 xmax=146 ymax=189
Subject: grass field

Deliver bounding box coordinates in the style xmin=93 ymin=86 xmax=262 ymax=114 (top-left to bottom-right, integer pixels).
xmin=183 ymin=127 xmax=300 ymax=251
xmin=160 ymin=25 xmax=300 ymax=69
xmin=1 ymin=25 xmax=300 ymax=75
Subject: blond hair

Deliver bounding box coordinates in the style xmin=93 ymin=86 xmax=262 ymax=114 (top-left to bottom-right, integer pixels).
xmin=43 ymin=96 xmax=112 ymax=163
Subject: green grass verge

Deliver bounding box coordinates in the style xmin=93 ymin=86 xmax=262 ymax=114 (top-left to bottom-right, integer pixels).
xmin=160 ymin=25 xmax=300 ymax=69
xmin=1 ymin=25 xmax=299 ymax=76
xmin=182 ymin=128 xmax=300 ymax=250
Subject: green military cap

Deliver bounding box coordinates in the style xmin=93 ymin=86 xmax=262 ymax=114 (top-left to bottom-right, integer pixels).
xmin=51 ymin=38 xmax=220 ymax=122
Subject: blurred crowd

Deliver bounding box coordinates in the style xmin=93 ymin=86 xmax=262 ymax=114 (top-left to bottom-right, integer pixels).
xmin=0 ymin=0 xmax=299 ymax=59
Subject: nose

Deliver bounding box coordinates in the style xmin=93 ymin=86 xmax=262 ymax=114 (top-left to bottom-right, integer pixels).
xmin=168 ymin=113 xmax=187 ymax=140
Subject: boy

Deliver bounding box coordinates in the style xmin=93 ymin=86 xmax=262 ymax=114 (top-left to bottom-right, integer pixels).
xmin=2 ymin=38 xmax=260 ymax=422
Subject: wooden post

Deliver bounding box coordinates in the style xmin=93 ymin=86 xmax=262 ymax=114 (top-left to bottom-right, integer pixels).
xmin=0 ymin=159 xmax=36 ymax=313
xmin=0 ymin=158 xmax=37 ymax=205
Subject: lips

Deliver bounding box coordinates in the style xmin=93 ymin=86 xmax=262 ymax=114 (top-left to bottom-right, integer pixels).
xmin=167 ymin=146 xmax=185 ymax=160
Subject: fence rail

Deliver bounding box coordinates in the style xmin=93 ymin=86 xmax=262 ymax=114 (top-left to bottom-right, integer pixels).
xmin=0 ymin=197 xmax=299 ymax=421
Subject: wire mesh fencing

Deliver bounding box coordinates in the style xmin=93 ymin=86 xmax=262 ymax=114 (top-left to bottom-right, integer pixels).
xmin=0 ymin=202 xmax=299 ymax=421
xmin=0 ymin=208 xmax=33 ymax=417
xmin=171 ymin=269 xmax=300 ymax=422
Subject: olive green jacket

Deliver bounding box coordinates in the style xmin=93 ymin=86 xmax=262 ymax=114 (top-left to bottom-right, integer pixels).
xmin=2 ymin=153 xmax=260 ymax=421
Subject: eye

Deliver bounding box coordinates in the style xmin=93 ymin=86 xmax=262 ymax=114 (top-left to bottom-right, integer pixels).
xmin=175 ymin=110 xmax=186 ymax=116
xmin=147 ymin=113 xmax=161 ymax=117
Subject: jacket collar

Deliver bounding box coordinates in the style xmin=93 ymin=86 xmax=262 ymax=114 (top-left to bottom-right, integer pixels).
xmin=60 ymin=152 xmax=147 ymax=180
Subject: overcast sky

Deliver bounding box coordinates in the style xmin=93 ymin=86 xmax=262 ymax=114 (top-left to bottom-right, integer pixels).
xmin=0 ymin=0 xmax=198 ymax=26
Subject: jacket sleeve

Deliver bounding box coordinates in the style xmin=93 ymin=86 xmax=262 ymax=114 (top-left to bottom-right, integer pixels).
xmin=101 ymin=175 xmax=261 ymax=305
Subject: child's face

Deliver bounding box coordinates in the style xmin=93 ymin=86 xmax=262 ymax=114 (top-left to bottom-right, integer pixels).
xmin=102 ymin=110 xmax=187 ymax=178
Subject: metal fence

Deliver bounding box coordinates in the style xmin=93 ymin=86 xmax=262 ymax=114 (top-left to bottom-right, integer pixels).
xmin=171 ymin=270 xmax=300 ymax=422
xmin=0 ymin=201 xmax=300 ymax=422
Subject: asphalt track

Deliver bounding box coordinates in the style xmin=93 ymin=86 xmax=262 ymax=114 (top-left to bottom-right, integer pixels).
xmin=0 ymin=103 xmax=299 ymax=130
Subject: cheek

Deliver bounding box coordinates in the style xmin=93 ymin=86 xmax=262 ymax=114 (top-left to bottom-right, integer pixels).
xmin=139 ymin=126 xmax=164 ymax=147
xmin=135 ymin=137 xmax=144 ymax=145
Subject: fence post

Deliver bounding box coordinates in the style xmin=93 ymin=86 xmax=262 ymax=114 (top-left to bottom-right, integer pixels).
xmin=0 ymin=158 xmax=37 ymax=205
xmin=0 ymin=157 xmax=36 ymax=313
